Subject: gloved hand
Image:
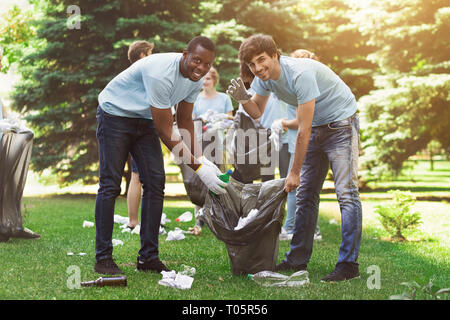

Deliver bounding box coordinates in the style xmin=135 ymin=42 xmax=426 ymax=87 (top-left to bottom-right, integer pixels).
xmin=199 ymin=155 xmax=222 ymax=175
xmin=226 ymin=78 xmax=252 ymax=104
xmin=270 ymin=119 xmax=284 ymax=151
xmin=195 ymin=164 xmax=227 ymax=195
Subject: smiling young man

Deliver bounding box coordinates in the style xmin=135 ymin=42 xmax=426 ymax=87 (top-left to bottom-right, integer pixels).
xmin=227 ymin=34 xmax=362 ymax=282
xmin=94 ymin=36 xmax=227 ymax=275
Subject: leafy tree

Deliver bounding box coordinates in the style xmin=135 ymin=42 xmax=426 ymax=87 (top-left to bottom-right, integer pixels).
xmin=356 ymin=0 xmax=450 ymax=178
xmin=10 ymin=0 xmax=205 ymax=190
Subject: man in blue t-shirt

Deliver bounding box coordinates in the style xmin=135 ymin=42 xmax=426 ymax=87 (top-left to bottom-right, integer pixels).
xmin=94 ymin=36 xmax=227 ymax=275
xmin=227 ymin=34 xmax=362 ymax=282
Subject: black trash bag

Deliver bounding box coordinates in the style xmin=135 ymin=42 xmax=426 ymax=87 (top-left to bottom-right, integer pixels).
xmin=179 ymin=119 xmax=225 ymax=207
xmin=0 ymin=131 xmax=35 ymax=241
xmin=200 ymin=178 xmax=287 ymax=275
xmin=232 ymin=111 xmax=272 ymax=183
xmin=179 ymin=163 xmax=208 ymax=207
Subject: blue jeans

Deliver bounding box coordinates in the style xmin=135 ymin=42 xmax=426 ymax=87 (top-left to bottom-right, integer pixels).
xmin=284 ymin=153 xmax=321 ymax=235
xmin=285 ymin=113 xmax=362 ymax=265
xmin=95 ymin=107 xmax=165 ymax=262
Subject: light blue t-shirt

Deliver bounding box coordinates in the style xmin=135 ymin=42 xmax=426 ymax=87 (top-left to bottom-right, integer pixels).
xmin=286 ymin=104 xmax=297 ymax=153
xmin=251 ymin=56 xmax=357 ymax=127
xmin=193 ymin=92 xmax=233 ymax=117
xmin=99 ymin=53 xmax=203 ymax=120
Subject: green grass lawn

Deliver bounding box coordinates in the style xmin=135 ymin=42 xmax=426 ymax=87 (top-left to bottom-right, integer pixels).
xmin=1 ymin=159 xmax=449 ymax=300
xmin=0 ymin=193 xmax=448 ymax=300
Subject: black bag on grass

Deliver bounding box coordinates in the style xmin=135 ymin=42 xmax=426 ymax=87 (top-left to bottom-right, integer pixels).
xmin=199 ymin=178 xmax=286 ymax=275
xmin=0 ymin=131 xmax=35 ymax=241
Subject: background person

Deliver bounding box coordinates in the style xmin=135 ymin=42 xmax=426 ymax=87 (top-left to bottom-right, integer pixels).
xmin=125 ymin=40 xmax=154 ymax=231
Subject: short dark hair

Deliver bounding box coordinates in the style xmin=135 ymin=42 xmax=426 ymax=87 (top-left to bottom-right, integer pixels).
xmin=186 ymin=36 xmax=216 ymax=54
xmin=238 ymin=34 xmax=281 ymax=80
xmin=128 ymin=40 xmax=154 ymax=64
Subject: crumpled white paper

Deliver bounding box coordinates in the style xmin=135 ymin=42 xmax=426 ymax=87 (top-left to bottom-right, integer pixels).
xmin=269 ymin=119 xmax=284 ymax=151
xmin=234 ymin=209 xmax=259 ymax=230
xmin=112 ymin=239 xmax=123 ymax=246
xmin=166 ymin=228 xmax=188 ymax=241
xmin=158 ymin=270 xmax=194 ymax=290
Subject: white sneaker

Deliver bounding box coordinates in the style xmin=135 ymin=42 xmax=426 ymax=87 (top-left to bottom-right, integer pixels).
xmin=279 ymin=232 xmax=293 ymax=241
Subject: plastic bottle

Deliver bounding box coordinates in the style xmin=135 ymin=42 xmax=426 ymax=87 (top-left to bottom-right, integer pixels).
xmin=81 ymin=276 xmax=127 ymax=287
xmin=176 ymin=211 xmax=193 ymax=222
xmin=210 ymin=169 xmax=233 ymax=196
xmin=248 ymin=270 xmax=309 ymax=287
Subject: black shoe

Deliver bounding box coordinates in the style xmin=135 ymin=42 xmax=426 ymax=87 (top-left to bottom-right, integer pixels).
xmin=136 ymin=257 xmax=170 ymax=273
xmin=275 ymin=260 xmax=307 ymax=272
xmin=94 ymin=258 xmax=124 ymax=275
xmin=320 ymin=262 xmax=360 ymax=282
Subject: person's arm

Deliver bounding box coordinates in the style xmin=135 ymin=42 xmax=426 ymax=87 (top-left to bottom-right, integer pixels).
xmin=284 ymin=99 xmax=315 ymax=193
xmin=281 ymin=118 xmax=298 ymax=130
xmin=175 ymin=100 xmax=202 ymax=159
xmin=151 ymin=106 xmax=201 ymax=171
xmin=241 ymin=93 xmax=269 ymax=120
xmin=1 ymin=99 xmax=6 ymax=118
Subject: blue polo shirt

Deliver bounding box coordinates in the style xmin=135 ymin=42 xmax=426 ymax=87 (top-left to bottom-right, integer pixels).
xmin=99 ymin=53 xmax=203 ymax=119
xmin=251 ymin=56 xmax=357 ymax=127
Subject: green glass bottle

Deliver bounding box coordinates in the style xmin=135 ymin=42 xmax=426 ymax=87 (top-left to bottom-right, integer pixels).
xmin=210 ymin=169 xmax=232 ymax=196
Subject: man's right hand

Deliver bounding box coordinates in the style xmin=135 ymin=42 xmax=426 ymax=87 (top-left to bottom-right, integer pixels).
xmin=226 ymin=78 xmax=252 ymax=104
xmin=196 ymin=164 xmax=227 ymax=195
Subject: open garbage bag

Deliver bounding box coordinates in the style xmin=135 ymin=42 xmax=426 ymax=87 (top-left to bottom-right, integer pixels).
xmin=0 ymin=131 xmax=36 ymax=241
xmin=199 ymin=178 xmax=287 ymax=275
xmin=231 ymin=111 xmax=272 ymax=183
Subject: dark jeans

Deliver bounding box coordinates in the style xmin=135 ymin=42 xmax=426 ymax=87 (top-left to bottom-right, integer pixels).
xmin=285 ymin=113 xmax=362 ymax=266
xmin=95 ymin=107 xmax=165 ymax=262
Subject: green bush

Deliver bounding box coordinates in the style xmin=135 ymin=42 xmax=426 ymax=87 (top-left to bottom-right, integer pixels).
xmin=375 ymin=190 xmax=422 ymax=241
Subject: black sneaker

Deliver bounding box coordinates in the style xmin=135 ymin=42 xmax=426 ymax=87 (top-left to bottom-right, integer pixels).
xmin=320 ymin=262 xmax=360 ymax=282
xmin=94 ymin=258 xmax=124 ymax=275
xmin=136 ymin=257 xmax=170 ymax=273
xmin=275 ymin=260 xmax=307 ymax=272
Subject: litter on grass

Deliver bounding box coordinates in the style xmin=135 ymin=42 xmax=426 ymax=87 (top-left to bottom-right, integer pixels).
xmin=83 ymin=220 xmax=94 ymax=228
xmin=112 ymin=239 xmax=123 ymax=246
xmin=176 ymin=211 xmax=193 ymax=222
xmin=158 ymin=270 xmax=194 ymax=290
xmin=248 ymin=270 xmax=310 ymax=287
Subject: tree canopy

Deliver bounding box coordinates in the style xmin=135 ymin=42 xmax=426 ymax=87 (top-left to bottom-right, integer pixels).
xmin=0 ymin=0 xmax=448 ymax=186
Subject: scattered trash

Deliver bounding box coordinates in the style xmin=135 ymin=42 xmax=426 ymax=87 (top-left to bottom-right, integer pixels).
xmin=161 ymin=213 xmax=171 ymax=225
xmin=166 ymin=228 xmax=186 ymax=241
xmin=67 ymin=252 xmax=87 ymax=256
xmin=114 ymin=214 xmax=129 ymax=225
xmin=188 ymin=225 xmax=202 ymax=236
xmin=81 ymin=276 xmax=127 ymax=287
xmin=180 ymin=264 xmax=196 ymax=276
xmin=176 ymin=211 xmax=193 ymax=222
xmin=159 ymin=225 xmax=167 ymax=236
xmin=83 ymin=220 xmax=94 ymax=228
xmin=248 ymin=270 xmax=310 ymax=287
xmin=131 ymin=224 xmax=140 ymax=235
xmin=234 ymin=208 xmax=259 ymax=231
xmin=158 ymin=270 xmax=194 ymax=290
xmin=329 ymin=219 xmax=338 ymax=225
xmin=112 ymin=239 xmax=123 ymax=246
